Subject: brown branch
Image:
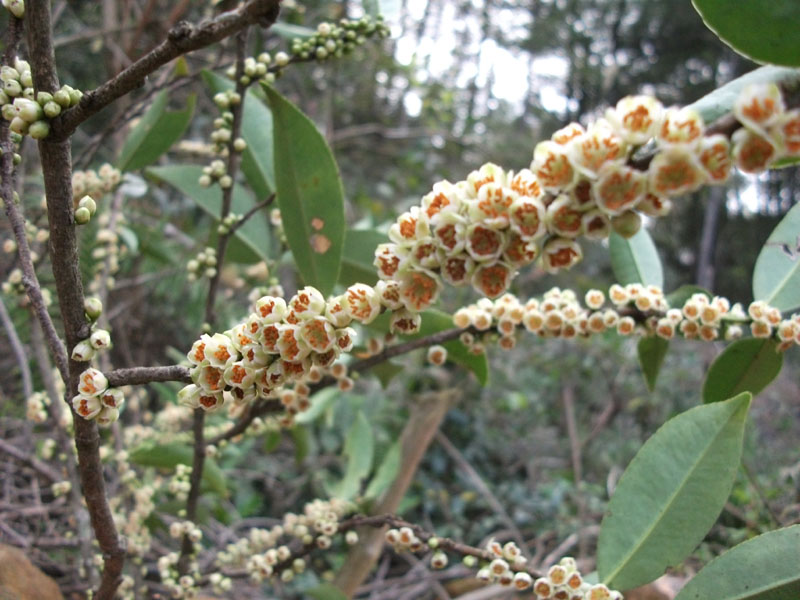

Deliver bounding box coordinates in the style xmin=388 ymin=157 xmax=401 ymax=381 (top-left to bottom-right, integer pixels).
xmin=227 ymin=192 xmax=276 ymax=236
xmin=105 ymin=365 xmax=192 ymax=387
xmin=0 ymin=438 xmax=62 ymax=481
xmin=26 ymin=2 xmax=124 ymax=598
xmin=51 ymin=0 xmax=281 ymax=140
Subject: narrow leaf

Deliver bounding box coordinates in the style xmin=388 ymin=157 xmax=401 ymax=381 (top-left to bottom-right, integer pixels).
xmin=597 ymin=393 xmax=751 ymax=591
xmin=118 ymin=91 xmax=196 ymax=171
xmin=364 ymin=439 xmax=402 ymax=501
xmin=264 ymin=85 xmax=346 ymax=296
xmin=147 ymin=164 xmax=270 ymax=263
xmin=675 ymin=525 xmax=800 ymax=600
xmin=637 ymin=336 xmax=669 ymax=392
xmin=271 ymin=22 xmax=316 ymax=40
xmin=129 ymin=442 xmax=228 ymax=496
xmin=329 ymin=411 xmax=374 ymax=500
xmin=692 ymin=0 xmax=800 ymax=67
xmin=702 ymin=338 xmax=783 ymax=404
xmin=339 ymin=229 xmax=386 ymax=287
xmin=753 ymin=202 xmax=800 ymax=311
xmin=305 ymin=584 xmax=349 ymax=600
xmin=687 ymin=66 xmax=800 ymax=124
xmin=609 ymin=229 xmax=663 ymax=288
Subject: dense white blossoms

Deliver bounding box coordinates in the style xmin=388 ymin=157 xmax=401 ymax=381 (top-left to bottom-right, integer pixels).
xmin=72 ymin=368 xmax=124 ymax=426
xmin=377 ymin=85 xmax=800 ymax=300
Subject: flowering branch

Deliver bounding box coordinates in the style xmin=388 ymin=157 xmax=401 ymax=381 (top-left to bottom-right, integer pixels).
xmin=105 ymin=365 xmax=192 ymax=387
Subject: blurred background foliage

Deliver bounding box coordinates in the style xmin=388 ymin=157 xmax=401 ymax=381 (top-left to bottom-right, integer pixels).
xmin=1 ymin=0 xmax=799 ymax=596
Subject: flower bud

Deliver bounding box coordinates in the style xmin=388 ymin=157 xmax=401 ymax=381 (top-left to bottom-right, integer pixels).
xmin=28 ymin=120 xmax=49 ymax=139
xmin=71 ymin=340 xmax=96 ymax=362
xmin=89 ymin=328 xmax=111 ymax=350
xmin=74 ymin=206 xmax=91 ymax=224
xmin=78 ymin=195 xmax=97 ymax=216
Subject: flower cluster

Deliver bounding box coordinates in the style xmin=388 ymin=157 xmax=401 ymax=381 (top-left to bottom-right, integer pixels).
xmin=180 ymin=283 xmax=409 ymax=422
xmin=216 ymin=498 xmax=354 ymax=584
xmin=186 ymin=246 xmax=218 ymax=282
xmin=451 ymin=284 xmax=800 ymax=354
xmin=378 ymin=85 xmax=800 ymax=300
xmin=0 ymin=57 xmax=81 ymax=140
xmin=523 ymin=557 xmax=622 ymax=600
xmin=72 ymin=164 xmax=122 ymax=204
xmin=156 ymin=551 xmax=200 ymax=600
xmin=71 ymin=368 xmax=124 ymax=426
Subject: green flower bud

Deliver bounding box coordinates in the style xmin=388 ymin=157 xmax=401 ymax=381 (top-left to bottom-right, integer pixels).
xmin=74 ymin=206 xmax=91 ymax=224
xmin=0 ymin=66 xmax=19 ymax=83
xmin=1 ymin=103 xmax=16 ymax=120
xmin=9 ymin=116 xmax=27 ymax=134
xmin=43 ymin=101 xmax=61 ymax=118
xmin=28 ymin=120 xmax=50 ymax=139
xmin=14 ymin=97 xmax=42 ymax=122
xmin=463 ymin=555 xmax=477 ymax=568
xmin=315 ymin=47 xmax=328 ymax=60
xmin=0 ymin=90 xmax=9 ymax=105
xmin=239 ymin=75 xmax=250 ymax=86
xmin=53 ymin=89 xmax=71 ymax=107
xmin=232 ymin=138 xmax=246 ymax=152
xmin=213 ymin=92 xmax=229 ymax=109
xmin=4 ymin=79 xmax=22 ymax=97
xmin=68 ymin=88 xmax=82 ymax=106
xmin=12 ymin=153 xmax=20 ymax=165
xmin=611 ymin=210 xmax=642 ymax=239
xmin=84 ymin=296 xmax=103 ymax=320
xmin=78 ymin=195 xmax=97 ymax=216
xmin=36 ymin=91 xmax=53 ymax=105
xmin=6 ymin=0 xmax=24 ymax=19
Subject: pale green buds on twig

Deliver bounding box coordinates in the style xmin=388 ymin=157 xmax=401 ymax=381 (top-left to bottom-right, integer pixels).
xmin=84 ymin=296 xmax=103 ymax=321
xmin=74 ymin=206 xmax=92 ymax=225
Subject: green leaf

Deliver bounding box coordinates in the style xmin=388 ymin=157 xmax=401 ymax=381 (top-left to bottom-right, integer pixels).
xmin=637 ymin=336 xmax=669 ymax=392
xmin=202 ymin=71 xmax=275 ymax=199
xmin=264 ymin=85 xmax=346 ymax=296
xmin=753 ymin=202 xmax=800 ymax=311
xmin=364 ymin=439 xmax=401 ymax=501
xmin=702 ymin=338 xmax=783 ymax=404
xmin=609 ymin=229 xmax=663 ymax=288
xmin=328 ymin=411 xmax=374 ymax=500
xmin=295 ymin=388 xmax=339 ymax=424
xmin=371 ymin=361 xmax=404 ymax=388
xmin=675 ymin=525 xmax=800 ymax=600
xmin=597 ymin=393 xmax=751 ymax=591
xmin=665 ymin=285 xmax=710 ymax=308
xmin=290 ymin=426 xmax=311 ymax=463
xmin=117 ymin=225 xmax=139 ymax=254
xmin=687 ymin=66 xmax=800 ymax=124
xmin=147 ymin=164 xmax=270 ymax=263
xmin=129 ymin=442 xmax=228 ymax=497
xmin=271 ymin=22 xmax=316 ymax=40
xmin=118 ymin=91 xmax=196 ymax=171
xmin=771 ymin=155 xmax=800 ymax=169
xmin=304 ymin=584 xmax=348 ymax=600
xmin=692 ymin=0 xmax=800 ymax=67
xmin=339 ymin=229 xmax=385 ymax=287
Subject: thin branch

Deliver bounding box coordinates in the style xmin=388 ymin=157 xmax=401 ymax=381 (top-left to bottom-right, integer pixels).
xmin=0 ymin=295 xmax=33 ymax=399
xmin=51 ymin=0 xmax=281 ymax=140
xmin=227 ymin=193 xmax=276 ymax=236
xmin=105 ymin=365 xmax=192 ymax=387
xmin=0 ymin=438 xmax=62 ymax=481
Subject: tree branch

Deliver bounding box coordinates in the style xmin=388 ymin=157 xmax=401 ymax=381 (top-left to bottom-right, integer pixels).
xmin=105 ymin=365 xmax=192 ymax=387
xmin=51 ymin=0 xmax=281 ymax=140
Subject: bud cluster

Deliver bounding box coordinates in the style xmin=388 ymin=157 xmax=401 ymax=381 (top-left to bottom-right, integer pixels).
xmin=216 ymin=498 xmax=353 ymax=584
xmin=156 ymin=551 xmax=200 ymax=599
xmin=451 ymin=284 xmax=800 ymax=355
xmin=217 ymin=212 xmax=242 ymax=235
xmin=378 ymin=85 xmax=800 ymax=299
xmin=186 ymin=246 xmax=218 ymax=282
xmin=180 ymin=283 xmax=411 ymax=424
xmin=285 ymin=16 xmax=390 ymax=65
xmin=71 ymin=367 xmax=124 ymax=426
xmin=0 ymin=57 xmax=82 ymax=140
xmin=525 ymin=557 xmax=622 ymax=600
xmin=26 ymin=391 xmax=50 ymax=423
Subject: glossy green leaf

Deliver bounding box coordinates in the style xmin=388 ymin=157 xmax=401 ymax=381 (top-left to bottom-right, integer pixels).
xmin=675 ymin=525 xmax=800 ymax=600
xmin=118 ymin=90 xmax=196 ymax=171
xmin=637 ymin=336 xmax=669 ymax=392
xmin=753 ymin=202 xmax=800 ymax=311
xmin=609 ymin=229 xmax=663 ymax=288
xmin=202 ymin=70 xmax=275 ymax=199
xmin=271 ymin=22 xmax=315 ymax=40
xmin=702 ymin=338 xmax=783 ymax=404
xmin=364 ymin=439 xmax=402 ymax=501
xmin=328 ymin=411 xmax=374 ymax=500
xmin=338 ymin=229 xmax=385 ymax=287
xmin=692 ymin=0 xmax=800 ymax=67
xmin=687 ymin=66 xmax=800 ymax=124
xmin=305 ymin=584 xmax=349 ymax=600
xmin=597 ymin=393 xmax=751 ymax=591
xmin=129 ymin=442 xmax=227 ymax=496
xmin=264 ymin=85 xmax=346 ymax=296
xmin=147 ymin=164 xmax=270 ymax=263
